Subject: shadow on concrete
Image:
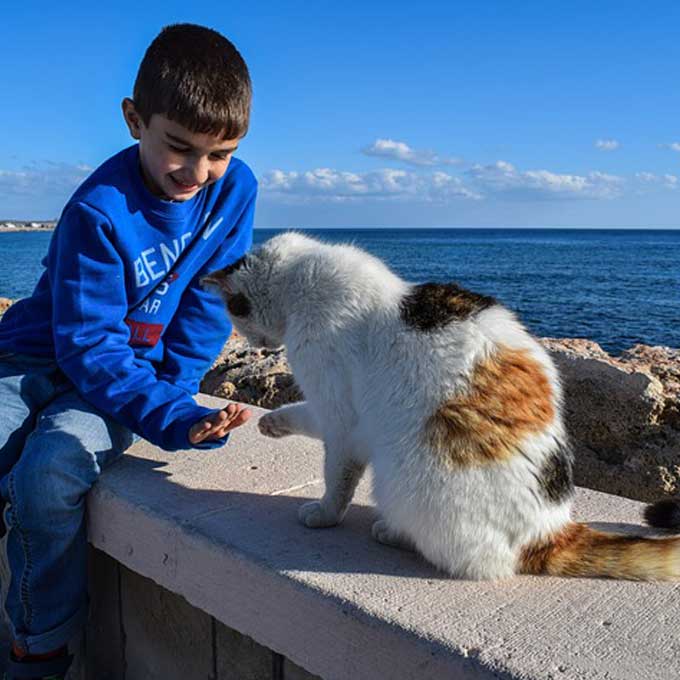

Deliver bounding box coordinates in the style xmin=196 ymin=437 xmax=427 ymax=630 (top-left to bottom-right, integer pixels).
xmin=96 ymin=454 xmax=671 ymax=585
xmin=97 ymin=454 xmax=454 ymax=582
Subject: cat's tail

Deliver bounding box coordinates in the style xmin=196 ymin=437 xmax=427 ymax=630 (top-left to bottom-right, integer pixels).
xmin=519 ymin=522 xmax=680 ymax=580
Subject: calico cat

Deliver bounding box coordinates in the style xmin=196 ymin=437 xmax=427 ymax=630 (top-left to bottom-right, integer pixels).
xmin=203 ymin=232 xmax=680 ymax=580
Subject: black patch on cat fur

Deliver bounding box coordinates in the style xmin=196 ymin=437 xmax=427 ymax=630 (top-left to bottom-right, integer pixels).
xmin=538 ymin=442 xmax=574 ymax=504
xmin=222 ymin=256 xmax=248 ymax=276
xmin=227 ymin=293 xmax=251 ymax=317
xmin=644 ymin=499 xmax=680 ymax=531
xmin=399 ymin=282 xmax=496 ymax=331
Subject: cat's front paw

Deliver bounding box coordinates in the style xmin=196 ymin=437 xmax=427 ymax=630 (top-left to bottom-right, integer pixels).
xmin=298 ymin=501 xmax=340 ymax=528
xmin=258 ymin=412 xmax=294 ymax=438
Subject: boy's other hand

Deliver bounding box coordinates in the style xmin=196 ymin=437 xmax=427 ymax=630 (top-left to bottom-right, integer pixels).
xmin=189 ymin=403 xmax=252 ymax=445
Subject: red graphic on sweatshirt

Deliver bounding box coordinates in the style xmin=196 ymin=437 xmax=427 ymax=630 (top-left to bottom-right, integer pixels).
xmin=125 ymin=319 xmax=164 ymax=347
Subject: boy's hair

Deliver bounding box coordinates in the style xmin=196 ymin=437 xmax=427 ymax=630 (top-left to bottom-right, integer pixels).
xmin=133 ymin=23 xmax=251 ymax=139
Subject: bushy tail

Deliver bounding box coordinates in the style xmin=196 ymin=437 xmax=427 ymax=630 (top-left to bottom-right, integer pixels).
xmin=644 ymin=498 xmax=680 ymax=531
xmin=519 ymin=522 xmax=680 ymax=580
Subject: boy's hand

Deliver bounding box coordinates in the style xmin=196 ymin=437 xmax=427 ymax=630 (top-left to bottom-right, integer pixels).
xmin=189 ymin=403 xmax=252 ymax=445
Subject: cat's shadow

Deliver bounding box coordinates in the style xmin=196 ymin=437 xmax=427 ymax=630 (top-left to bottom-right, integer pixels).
xmin=95 ymin=454 xmax=451 ymax=581
xmin=587 ymin=521 xmax=668 ymax=538
xmin=95 ymin=455 xmax=667 ymax=582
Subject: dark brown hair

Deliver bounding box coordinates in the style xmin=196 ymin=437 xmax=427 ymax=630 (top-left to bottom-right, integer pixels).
xmin=133 ymin=23 xmax=251 ymax=139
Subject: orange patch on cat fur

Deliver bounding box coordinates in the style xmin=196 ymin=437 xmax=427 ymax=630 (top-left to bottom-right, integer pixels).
xmin=519 ymin=522 xmax=680 ymax=579
xmin=426 ymin=346 xmax=554 ymax=467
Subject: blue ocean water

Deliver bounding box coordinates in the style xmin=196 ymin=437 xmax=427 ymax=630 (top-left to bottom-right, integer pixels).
xmin=1 ymin=228 xmax=679 ymax=354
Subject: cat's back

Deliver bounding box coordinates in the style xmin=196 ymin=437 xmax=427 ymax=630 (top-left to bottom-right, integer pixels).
xmin=363 ymin=279 xmax=558 ymax=422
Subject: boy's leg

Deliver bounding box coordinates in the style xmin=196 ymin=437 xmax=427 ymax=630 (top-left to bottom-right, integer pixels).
xmin=0 ymin=387 xmax=135 ymax=657
xmin=0 ymin=353 xmax=66 ymax=483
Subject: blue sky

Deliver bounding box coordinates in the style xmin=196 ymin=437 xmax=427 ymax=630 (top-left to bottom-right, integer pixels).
xmin=2 ymin=1 xmax=680 ymax=227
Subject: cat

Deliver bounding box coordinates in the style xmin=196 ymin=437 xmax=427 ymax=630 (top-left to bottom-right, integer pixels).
xmin=202 ymin=232 xmax=680 ymax=580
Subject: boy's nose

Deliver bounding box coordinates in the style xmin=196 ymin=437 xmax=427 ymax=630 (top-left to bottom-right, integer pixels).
xmin=188 ymin=156 xmax=210 ymax=185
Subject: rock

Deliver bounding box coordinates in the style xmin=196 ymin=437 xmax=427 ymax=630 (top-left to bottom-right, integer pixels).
xmin=0 ymin=298 xmax=12 ymax=316
xmin=200 ymin=332 xmax=302 ymax=410
xmin=204 ymin=333 xmax=680 ymax=503
xmin=542 ymin=338 xmax=680 ymax=502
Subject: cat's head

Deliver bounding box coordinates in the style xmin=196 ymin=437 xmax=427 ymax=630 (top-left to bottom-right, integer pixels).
xmin=201 ymin=231 xmax=318 ymax=349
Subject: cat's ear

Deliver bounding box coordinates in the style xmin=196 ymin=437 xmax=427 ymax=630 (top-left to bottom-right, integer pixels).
xmin=200 ymin=256 xmax=249 ymax=294
xmin=200 ymin=268 xmax=235 ymax=295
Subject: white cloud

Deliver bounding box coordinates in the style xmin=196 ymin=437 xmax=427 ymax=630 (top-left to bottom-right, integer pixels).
xmin=635 ymin=172 xmax=679 ymax=190
xmin=595 ymin=139 xmax=620 ymax=151
xmin=0 ymin=162 xmax=92 ymax=198
xmin=362 ymin=138 xmax=462 ymax=167
xmin=260 ymin=160 xmax=632 ymax=204
xmin=466 ymin=161 xmax=624 ymax=200
xmin=661 ymin=142 xmax=680 ymax=152
xmin=263 ymin=160 xmax=679 ymax=204
xmin=260 ymin=168 xmax=481 ymax=203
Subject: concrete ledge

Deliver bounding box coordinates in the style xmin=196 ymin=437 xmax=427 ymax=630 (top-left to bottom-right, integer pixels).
xmin=87 ymin=394 xmax=680 ymax=680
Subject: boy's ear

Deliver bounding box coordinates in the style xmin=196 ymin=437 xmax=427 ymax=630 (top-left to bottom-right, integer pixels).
xmin=122 ymin=98 xmax=142 ymax=140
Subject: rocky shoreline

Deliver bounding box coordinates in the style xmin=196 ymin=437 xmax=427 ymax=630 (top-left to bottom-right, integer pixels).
xmin=0 ymin=221 xmax=55 ymax=232
xmin=1 ymin=296 xmax=678 ymax=503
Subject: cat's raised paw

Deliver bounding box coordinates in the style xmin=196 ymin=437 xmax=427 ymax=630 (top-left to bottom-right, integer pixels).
xmin=258 ymin=412 xmax=294 ymax=438
xmin=298 ymin=501 xmax=340 ymax=528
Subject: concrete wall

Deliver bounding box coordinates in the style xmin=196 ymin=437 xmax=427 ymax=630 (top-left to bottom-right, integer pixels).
xmin=3 ymin=395 xmax=680 ymax=679
xmin=75 ymin=547 xmax=320 ymax=680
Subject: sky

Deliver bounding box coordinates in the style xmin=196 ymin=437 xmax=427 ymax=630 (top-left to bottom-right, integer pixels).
xmin=2 ymin=1 xmax=680 ymax=227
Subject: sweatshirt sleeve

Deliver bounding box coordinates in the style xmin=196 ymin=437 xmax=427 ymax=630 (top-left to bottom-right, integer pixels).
xmin=156 ymin=188 xmax=256 ymax=394
xmin=49 ymin=201 xmax=221 ymax=451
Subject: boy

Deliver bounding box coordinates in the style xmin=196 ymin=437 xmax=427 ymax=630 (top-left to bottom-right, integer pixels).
xmin=0 ymin=23 xmax=255 ymax=679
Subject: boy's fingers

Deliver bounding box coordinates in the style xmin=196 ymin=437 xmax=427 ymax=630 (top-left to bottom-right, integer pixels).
xmin=189 ymin=405 xmax=252 ymax=444
xmin=211 ymin=407 xmax=252 ymax=438
xmin=189 ymin=424 xmax=207 ymax=444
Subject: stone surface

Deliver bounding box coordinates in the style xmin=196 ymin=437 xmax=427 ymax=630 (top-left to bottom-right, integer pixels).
xmin=86 ymin=394 xmax=680 ymax=680
xmin=120 ymin=563 xmax=214 ymax=680
xmin=543 ymin=338 xmax=680 ymax=502
xmin=284 ymin=658 xmax=323 ymax=680
xmin=81 ymin=547 xmax=125 ymax=680
xmin=215 ymin=620 xmax=274 ymax=680
xmin=0 ymin=298 xmax=12 ymax=316
xmin=201 ymin=333 xmax=302 ymax=409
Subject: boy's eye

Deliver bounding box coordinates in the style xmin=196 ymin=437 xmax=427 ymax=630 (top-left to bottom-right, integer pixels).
xmin=210 ymin=153 xmax=231 ymax=162
xmin=168 ymin=144 xmax=190 ymax=153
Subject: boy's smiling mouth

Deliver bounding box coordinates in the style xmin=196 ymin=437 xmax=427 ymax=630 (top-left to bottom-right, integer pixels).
xmin=170 ymin=174 xmax=199 ymax=192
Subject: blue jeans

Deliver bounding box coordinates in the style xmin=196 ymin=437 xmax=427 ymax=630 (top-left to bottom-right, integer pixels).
xmin=0 ymin=352 xmax=136 ymax=654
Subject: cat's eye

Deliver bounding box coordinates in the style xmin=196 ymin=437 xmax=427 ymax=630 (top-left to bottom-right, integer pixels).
xmin=227 ymin=293 xmax=251 ymax=317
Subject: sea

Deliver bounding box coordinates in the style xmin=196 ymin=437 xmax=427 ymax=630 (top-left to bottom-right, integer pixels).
xmin=1 ymin=228 xmax=678 ymax=354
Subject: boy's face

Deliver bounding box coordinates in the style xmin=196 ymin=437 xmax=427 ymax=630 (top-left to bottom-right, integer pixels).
xmin=122 ymin=98 xmax=240 ymax=202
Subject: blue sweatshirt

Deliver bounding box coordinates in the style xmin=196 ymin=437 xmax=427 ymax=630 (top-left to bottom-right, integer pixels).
xmin=0 ymin=144 xmax=256 ymax=451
